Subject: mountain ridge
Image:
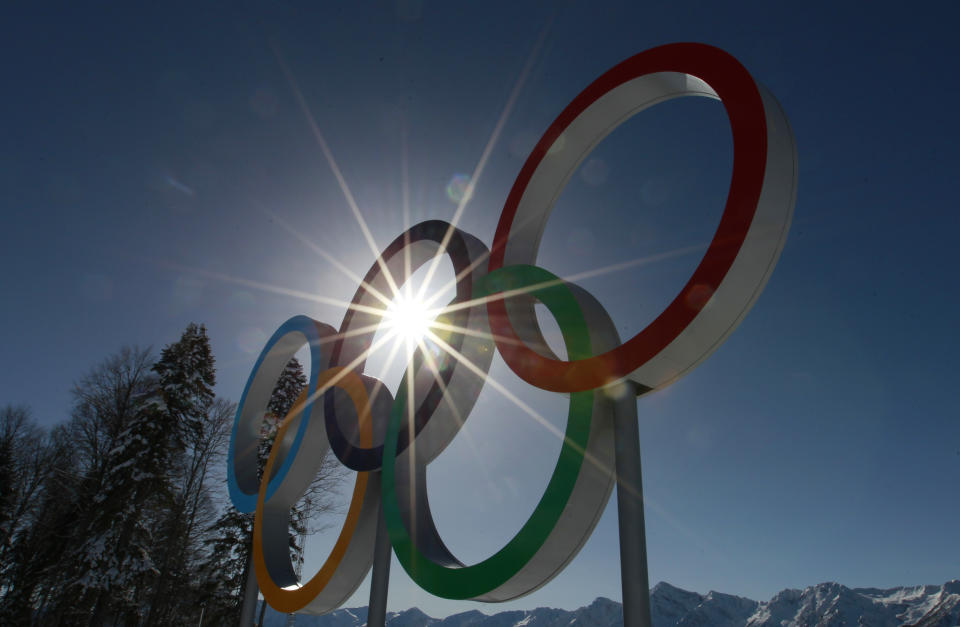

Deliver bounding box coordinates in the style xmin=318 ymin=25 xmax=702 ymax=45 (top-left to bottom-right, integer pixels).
xmin=256 ymin=579 xmax=960 ymax=626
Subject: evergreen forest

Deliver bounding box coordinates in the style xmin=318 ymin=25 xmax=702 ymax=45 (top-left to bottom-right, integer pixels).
xmin=0 ymin=323 xmax=342 ymax=625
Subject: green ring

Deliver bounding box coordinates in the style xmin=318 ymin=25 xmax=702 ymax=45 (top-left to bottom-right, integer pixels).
xmin=382 ymin=264 xmax=596 ymax=600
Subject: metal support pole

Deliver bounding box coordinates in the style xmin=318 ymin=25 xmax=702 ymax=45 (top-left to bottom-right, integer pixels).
xmin=239 ymin=548 xmax=259 ymax=626
xmin=613 ymin=384 xmax=652 ymax=627
xmin=256 ymin=597 xmax=267 ymax=627
xmin=367 ymin=493 xmax=392 ymax=627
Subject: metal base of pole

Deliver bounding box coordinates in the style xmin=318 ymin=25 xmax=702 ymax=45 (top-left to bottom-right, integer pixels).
xmin=366 ymin=494 xmax=392 ymax=627
xmin=614 ymin=385 xmax=652 ymax=627
xmin=239 ymin=550 xmax=259 ymax=626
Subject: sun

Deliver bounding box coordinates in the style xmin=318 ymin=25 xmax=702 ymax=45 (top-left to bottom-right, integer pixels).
xmin=384 ymin=293 xmax=434 ymax=344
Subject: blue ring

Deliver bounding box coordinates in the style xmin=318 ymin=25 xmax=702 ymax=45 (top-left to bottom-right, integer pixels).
xmin=227 ymin=315 xmax=329 ymax=512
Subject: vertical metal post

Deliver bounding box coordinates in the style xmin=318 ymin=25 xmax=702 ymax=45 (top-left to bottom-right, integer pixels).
xmin=256 ymin=599 xmax=267 ymax=627
xmin=366 ymin=495 xmax=392 ymax=627
xmin=613 ymin=384 xmax=652 ymax=627
xmin=239 ymin=548 xmax=259 ymax=626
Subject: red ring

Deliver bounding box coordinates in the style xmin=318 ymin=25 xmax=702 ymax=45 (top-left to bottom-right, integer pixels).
xmin=488 ymin=43 xmax=768 ymax=393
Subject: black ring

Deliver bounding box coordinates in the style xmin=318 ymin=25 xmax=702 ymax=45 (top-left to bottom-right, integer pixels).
xmin=325 ymin=220 xmax=480 ymax=471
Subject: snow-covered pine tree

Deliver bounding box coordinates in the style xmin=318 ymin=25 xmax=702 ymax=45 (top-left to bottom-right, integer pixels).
xmin=141 ymin=323 xmax=223 ymax=627
xmin=66 ymin=347 xmax=168 ymax=626
xmin=262 ymin=357 xmax=313 ymax=577
xmin=268 ymin=357 xmax=306 ymax=420
xmin=197 ymin=506 xmax=254 ymax=623
xmin=150 ymin=322 xmax=216 ymax=447
xmin=258 ymin=356 xmax=307 ymax=481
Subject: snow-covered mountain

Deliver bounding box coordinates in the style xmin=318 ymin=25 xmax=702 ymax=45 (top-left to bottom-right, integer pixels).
xmin=744 ymin=579 xmax=960 ymax=626
xmin=256 ymin=579 xmax=960 ymax=626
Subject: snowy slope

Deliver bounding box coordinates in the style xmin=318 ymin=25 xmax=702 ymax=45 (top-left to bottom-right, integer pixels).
xmin=254 ymin=579 xmax=959 ymax=626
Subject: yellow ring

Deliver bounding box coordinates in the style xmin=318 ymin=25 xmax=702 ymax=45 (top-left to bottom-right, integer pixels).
xmin=253 ymin=367 xmax=373 ymax=613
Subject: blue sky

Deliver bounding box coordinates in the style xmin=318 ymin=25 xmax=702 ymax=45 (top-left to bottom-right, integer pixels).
xmin=1 ymin=1 xmax=958 ymax=618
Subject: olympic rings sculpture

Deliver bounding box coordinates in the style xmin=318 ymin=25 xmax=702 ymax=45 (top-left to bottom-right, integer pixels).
xmin=227 ymin=43 xmax=797 ymax=614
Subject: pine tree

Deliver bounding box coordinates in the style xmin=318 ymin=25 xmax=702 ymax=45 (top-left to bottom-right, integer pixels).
xmin=24 ymin=346 xmax=159 ymax=624
xmin=60 ymin=346 xmax=166 ymax=625
xmin=0 ymin=423 xmax=83 ymax=624
xmin=61 ymin=326 xmax=217 ymax=626
xmin=0 ymin=328 xmax=234 ymax=624
xmin=197 ymin=506 xmax=254 ymax=623
xmin=268 ymin=357 xmax=307 ymax=420
xmin=150 ymin=322 xmax=216 ymax=447
xmin=142 ymin=323 xmax=223 ymax=627
xmin=258 ymin=356 xmax=307 ymax=482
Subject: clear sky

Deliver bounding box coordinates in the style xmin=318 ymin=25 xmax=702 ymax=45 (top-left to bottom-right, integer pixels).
xmin=2 ymin=1 xmax=958 ymax=619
